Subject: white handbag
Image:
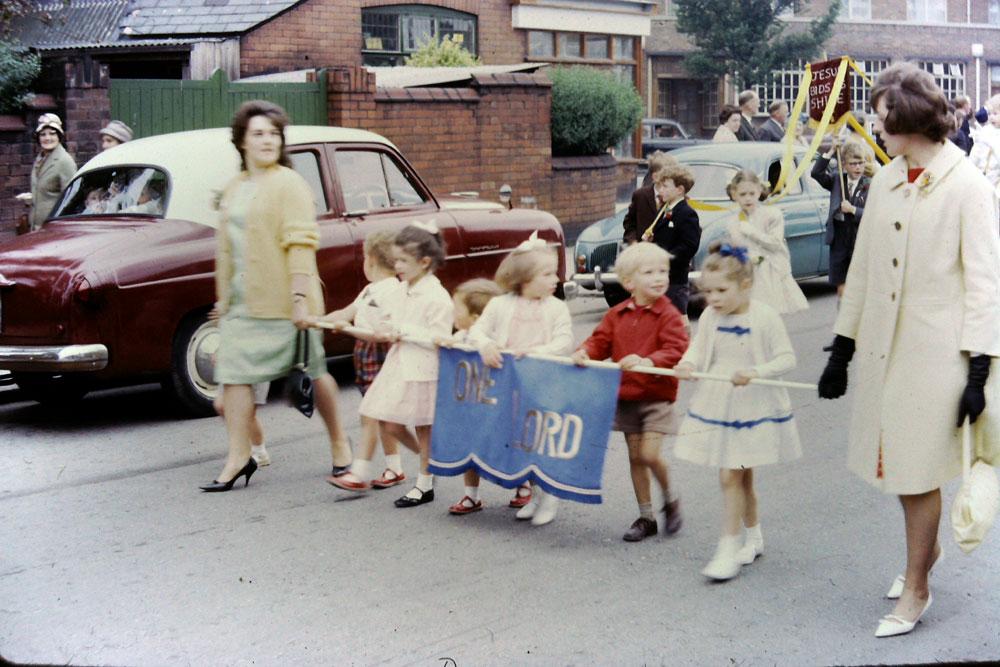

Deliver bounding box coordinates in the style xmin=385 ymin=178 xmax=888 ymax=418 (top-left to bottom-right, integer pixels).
xmin=951 ymin=422 xmax=1000 ymax=554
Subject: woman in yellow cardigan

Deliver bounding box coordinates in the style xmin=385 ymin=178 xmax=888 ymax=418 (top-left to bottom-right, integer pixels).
xmin=201 ymin=101 xmax=352 ymax=491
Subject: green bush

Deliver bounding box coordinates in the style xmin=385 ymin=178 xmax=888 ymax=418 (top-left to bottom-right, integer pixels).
xmin=548 ymin=66 xmax=642 ymax=156
xmin=404 ymin=35 xmax=481 ymax=67
xmin=0 ymin=38 xmax=40 ymax=114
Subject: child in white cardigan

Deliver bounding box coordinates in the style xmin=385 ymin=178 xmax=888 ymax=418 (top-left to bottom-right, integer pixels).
xmin=462 ymin=232 xmax=574 ymax=526
xmin=674 ymin=242 xmax=802 ymax=581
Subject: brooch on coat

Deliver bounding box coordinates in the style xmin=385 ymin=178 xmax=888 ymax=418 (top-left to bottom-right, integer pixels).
xmin=916 ymin=171 xmax=934 ymax=193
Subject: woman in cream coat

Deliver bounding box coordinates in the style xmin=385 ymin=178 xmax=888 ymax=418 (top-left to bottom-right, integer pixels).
xmin=819 ymin=64 xmax=1000 ymax=637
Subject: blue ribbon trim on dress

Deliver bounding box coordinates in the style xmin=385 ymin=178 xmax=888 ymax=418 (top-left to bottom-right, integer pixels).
xmin=716 ymin=325 xmax=751 ymax=335
xmin=687 ymin=410 xmax=793 ymax=430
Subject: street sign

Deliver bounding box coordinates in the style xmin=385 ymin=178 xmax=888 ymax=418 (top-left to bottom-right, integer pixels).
xmin=808 ymin=58 xmax=851 ymax=124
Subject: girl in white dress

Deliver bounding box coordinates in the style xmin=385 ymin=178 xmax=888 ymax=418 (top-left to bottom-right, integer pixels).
xmin=725 ymin=170 xmax=808 ymax=314
xmin=358 ymin=222 xmax=454 ymax=508
xmin=463 ymin=233 xmax=574 ymax=526
xmin=674 ymin=242 xmax=802 ymax=581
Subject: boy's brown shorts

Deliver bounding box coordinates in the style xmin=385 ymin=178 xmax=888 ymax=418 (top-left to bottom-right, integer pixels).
xmin=613 ymin=400 xmax=676 ymax=435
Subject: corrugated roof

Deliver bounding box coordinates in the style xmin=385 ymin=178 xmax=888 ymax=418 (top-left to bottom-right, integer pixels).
xmin=367 ymin=63 xmax=546 ymax=88
xmin=13 ymin=1 xmax=129 ymax=49
xmin=121 ymin=0 xmax=302 ymax=36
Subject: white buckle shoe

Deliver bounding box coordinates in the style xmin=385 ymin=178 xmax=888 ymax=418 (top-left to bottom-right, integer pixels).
xmin=515 ymin=499 xmax=537 ymax=520
xmin=702 ymin=536 xmax=742 ymax=581
xmin=531 ymin=491 xmax=559 ymax=526
xmin=736 ymin=537 xmax=763 ymax=565
xmin=875 ymin=594 xmax=932 ymax=638
xmin=886 ymin=547 xmax=943 ymax=599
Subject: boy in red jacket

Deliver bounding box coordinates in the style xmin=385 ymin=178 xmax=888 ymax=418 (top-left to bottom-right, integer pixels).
xmin=572 ymin=243 xmax=689 ymax=542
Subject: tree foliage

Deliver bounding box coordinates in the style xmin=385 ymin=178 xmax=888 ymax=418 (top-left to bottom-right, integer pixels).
xmin=548 ymin=66 xmax=643 ymax=156
xmin=404 ymin=35 xmax=482 ymax=67
xmin=674 ymin=0 xmax=839 ymax=90
xmin=0 ymin=38 xmax=41 ymax=114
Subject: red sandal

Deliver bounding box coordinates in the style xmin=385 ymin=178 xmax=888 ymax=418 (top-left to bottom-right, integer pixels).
xmin=509 ymin=483 xmax=532 ymax=508
xmin=448 ymin=496 xmax=483 ymax=515
xmin=370 ymin=469 xmax=406 ymax=489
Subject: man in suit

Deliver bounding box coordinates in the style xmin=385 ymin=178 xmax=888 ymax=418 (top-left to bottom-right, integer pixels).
xmin=756 ymin=101 xmax=787 ymax=142
xmin=736 ymin=90 xmax=759 ymax=141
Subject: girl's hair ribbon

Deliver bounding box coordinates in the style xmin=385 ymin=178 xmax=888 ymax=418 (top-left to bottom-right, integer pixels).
xmin=411 ymin=219 xmax=439 ymax=235
xmin=513 ymin=230 xmax=547 ymax=254
xmin=718 ymin=243 xmax=749 ymax=264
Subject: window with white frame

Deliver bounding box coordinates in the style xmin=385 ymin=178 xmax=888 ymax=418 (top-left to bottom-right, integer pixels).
xmin=989 ymin=0 xmax=1000 ymax=25
xmin=918 ymin=62 xmax=965 ymax=99
xmin=841 ymin=0 xmax=871 ymax=20
xmin=852 ymin=59 xmax=888 ymax=112
xmin=907 ymin=0 xmax=946 ymax=22
xmin=755 ymin=60 xmax=806 ymax=114
xmin=990 ymin=64 xmax=1000 ymax=96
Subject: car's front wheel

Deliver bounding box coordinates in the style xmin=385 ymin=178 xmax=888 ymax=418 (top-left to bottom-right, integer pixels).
xmin=167 ymin=311 xmax=219 ymax=417
xmin=12 ymin=372 xmax=91 ymax=405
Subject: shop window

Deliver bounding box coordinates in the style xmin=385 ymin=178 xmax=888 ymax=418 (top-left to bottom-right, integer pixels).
xmin=614 ymin=36 xmax=634 ymax=61
xmin=558 ymin=33 xmax=582 ymax=58
xmin=528 ymin=31 xmax=554 ymax=58
xmin=585 ymin=35 xmax=609 ymax=59
xmin=362 ymin=6 xmax=477 ymax=66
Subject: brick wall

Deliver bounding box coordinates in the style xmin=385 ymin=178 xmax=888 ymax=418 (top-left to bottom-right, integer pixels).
xmin=240 ymin=0 xmax=523 ymax=77
xmin=0 ymin=59 xmax=111 ymax=238
xmin=326 ymin=66 xmax=618 ymax=233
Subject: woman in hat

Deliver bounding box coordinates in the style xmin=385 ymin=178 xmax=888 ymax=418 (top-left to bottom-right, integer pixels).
xmin=99 ymin=120 xmax=133 ymax=151
xmin=27 ymin=113 xmax=77 ymax=232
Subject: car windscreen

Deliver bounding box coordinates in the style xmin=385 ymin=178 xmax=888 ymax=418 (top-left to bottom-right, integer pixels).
xmin=684 ymin=163 xmax=739 ymax=200
xmin=52 ymin=167 xmax=169 ymax=219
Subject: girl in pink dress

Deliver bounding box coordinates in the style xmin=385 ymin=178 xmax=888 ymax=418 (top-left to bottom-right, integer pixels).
xmin=358 ymin=223 xmax=454 ymax=508
xmin=458 ymin=233 xmax=574 ymax=526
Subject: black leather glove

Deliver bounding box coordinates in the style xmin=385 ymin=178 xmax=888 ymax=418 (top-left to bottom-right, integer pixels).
xmin=957 ymin=354 xmax=991 ymax=427
xmin=818 ymin=335 xmax=855 ymax=399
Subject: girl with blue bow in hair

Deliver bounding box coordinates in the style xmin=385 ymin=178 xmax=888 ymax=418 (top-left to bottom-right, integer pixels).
xmin=725 ymin=170 xmax=808 ymax=314
xmin=674 ymin=242 xmax=802 ymax=581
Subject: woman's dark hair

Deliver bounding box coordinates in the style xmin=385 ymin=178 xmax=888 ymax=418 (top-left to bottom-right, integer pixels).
xmin=230 ymin=100 xmax=292 ymax=170
xmin=719 ymin=104 xmax=740 ymax=125
xmin=395 ymin=224 xmax=446 ymax=270
xmin=870 ymin=63 xmax=951 ymax=143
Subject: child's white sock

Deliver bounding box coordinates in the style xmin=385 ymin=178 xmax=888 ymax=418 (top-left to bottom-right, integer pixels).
xmin=744 ymin=523 xmax=763 ymax=543
xmin=465 ymin=486 xmax=479 ymax=501
xmin=385 ymin=454 xmax=403 ymax=474
xmin=639 ymin=502 xmax=655 ymax=521
xmin=664 ymin=484 xmax=678 ymax=503
xmin=416 ymin=473 xmax=433 ymax=492
xmin=350 ymin=458 xmax=371 ymax=481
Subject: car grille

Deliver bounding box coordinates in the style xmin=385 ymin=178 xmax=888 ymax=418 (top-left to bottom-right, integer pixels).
xmin=590 ymin=242 xmax=620 ymax=272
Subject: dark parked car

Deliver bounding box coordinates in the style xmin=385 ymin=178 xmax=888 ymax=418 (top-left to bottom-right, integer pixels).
xmin=641 ymin=118 xmax=705 ymax=157
xmin=572 ymin=143 xmax=831 ymax=308
xmin=0 ymin=127 xmax=566 ymax=415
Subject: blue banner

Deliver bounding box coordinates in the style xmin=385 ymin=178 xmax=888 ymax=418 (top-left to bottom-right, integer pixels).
xmin=428 ymin=348 xmax=621 ymax=504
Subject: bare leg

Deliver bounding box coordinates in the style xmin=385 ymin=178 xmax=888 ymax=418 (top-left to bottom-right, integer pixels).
xmin=890 ymin=490 xmax=940 ymax=620
xmin=463 ymin=468 xmax=481 ymax=488
xmin=359 ymin=415 xmax=380 ymax=462
xmin=836 ymin=283 xmax=845 ymax=299
xmin=741 ymin=468 xmax=758 ymax=527
xmin=217 ymin=384 xmax=254 ymax=481
xmin=313 ymin=373 xmax=351 ymax=468
xmin=719 ymin=468 xmax=746 ymax=536
xmin=381 ymin=421 xmax=419 ymax=454
xmin=250 ymin=408 xmax=264 ymax=447
xmin=415 ymin=425 xmax=432 ymax=475
xmin=640 ymin=432 xmax=670 ymax=495
xmin=625 ymin=433 xmax=651 ymax=506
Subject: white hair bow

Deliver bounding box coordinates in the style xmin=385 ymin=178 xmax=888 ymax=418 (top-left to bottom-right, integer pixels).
xmin=411 ymin=219 xmax=439 ymax=235
xmin=513 ymin=230 xmax=547 ymax=254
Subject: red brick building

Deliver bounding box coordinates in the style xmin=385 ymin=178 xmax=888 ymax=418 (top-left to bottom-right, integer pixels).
xmin=646 ymin=0 xmax=1000 ymax=136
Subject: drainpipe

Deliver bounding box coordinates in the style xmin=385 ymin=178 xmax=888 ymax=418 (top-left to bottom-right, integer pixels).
xmin=972 ymin=43 xmax=984 ymax=109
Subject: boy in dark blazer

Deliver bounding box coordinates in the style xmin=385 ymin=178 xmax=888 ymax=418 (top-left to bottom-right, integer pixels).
xmin=641 ymin=164 xmax=701 ymax=316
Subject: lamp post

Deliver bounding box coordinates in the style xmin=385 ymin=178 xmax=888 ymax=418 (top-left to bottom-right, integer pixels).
xmin=972 ymin=43 xmax=984 ymax=110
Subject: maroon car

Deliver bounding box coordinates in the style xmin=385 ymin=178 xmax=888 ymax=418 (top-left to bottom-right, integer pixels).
xmin=0 ymin=127 xmax=566 ymax=415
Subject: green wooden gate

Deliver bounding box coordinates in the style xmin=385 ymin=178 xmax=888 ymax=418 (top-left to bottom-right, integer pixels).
xmin=109 ymin=69 xmax=327 ymax=139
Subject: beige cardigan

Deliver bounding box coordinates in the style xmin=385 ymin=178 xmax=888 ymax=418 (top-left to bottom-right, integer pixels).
xmin=29 ymin=144 xmax=76 ymax=231
xmin=215 ymin=165 xmax=324 ymax=318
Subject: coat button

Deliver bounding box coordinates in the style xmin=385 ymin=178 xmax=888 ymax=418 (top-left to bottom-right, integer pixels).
xmin=894 ymin=222 xmax=902 ymax=230
xmin=892 ymin=258 xmax=898 ymax=267
xmin=891 ymin=292 xmax=896 ymax=301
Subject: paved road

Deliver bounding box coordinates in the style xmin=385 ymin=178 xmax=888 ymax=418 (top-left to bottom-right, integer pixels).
xmin=3 ymin=282 xmax=999 ymax=665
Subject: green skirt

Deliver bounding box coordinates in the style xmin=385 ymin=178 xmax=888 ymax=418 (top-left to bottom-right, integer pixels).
xmin=216 ymin=315 xmax=326 ymax=385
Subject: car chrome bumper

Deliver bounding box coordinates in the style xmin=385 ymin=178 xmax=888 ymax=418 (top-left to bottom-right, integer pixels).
xmin=0 ymin=344 xmax=109 ymax=371
xmin=569 ymin=268 xmax=621 ymax=291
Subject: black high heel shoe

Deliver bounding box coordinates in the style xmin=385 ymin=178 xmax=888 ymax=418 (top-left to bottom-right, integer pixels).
xmin=200 ymin=458 xmax=257 ymax=492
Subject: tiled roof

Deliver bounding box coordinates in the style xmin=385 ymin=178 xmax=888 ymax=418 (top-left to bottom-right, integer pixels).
xmin=13 ymin=1 xmax=129 ymax=49
xmin=120 ymin=0 xmax=302 ymax=36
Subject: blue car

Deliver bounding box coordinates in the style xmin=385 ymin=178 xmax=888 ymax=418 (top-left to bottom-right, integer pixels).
xmin=571 ymin=143 xmax=832 ymax=308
